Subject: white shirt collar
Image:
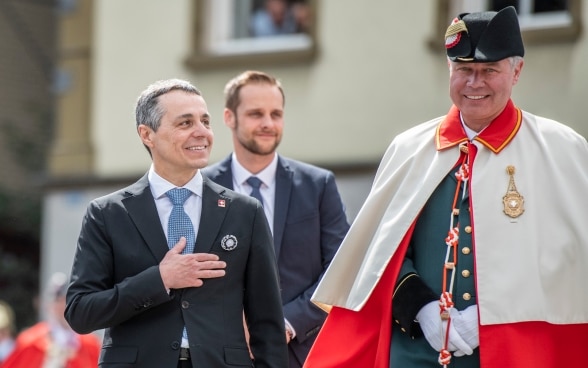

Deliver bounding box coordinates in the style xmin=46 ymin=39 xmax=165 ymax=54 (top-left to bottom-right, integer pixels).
xmin=148 ymin=164 xmax=204 ymax=199
xmin=231 ymin=152 xmax=278 ymax=188
xmin=460 ymin=112 xmax=487 ymax=141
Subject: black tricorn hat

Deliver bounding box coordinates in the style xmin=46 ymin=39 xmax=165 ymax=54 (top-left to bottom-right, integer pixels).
xmin=445 ymin=6 xmax=524 ymax=62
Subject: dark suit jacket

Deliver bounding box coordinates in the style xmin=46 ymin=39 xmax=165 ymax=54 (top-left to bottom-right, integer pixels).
xmin=202 ymin=155 xmax=350 ymax=367
xmin=65 ymin=173 xmax=288 ymax=368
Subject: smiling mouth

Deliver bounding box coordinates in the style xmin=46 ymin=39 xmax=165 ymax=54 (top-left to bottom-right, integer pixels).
xmin=465 ymin=95 xmax=487 ymax=100
xmin=186 ymin=145 xmax=207 ymax=151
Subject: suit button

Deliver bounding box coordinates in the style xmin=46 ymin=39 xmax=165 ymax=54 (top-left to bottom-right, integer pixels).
xmin=463 ymin=293 xmax=472 ymax=301
xmin=462 ymin=247 xmax=471 ymax=255
xmin=464 ymin=226 xmax=472 ymax=233
xmin=181 ymin=301 xmax=190 ymax=309
xmin=462 ymin=270 xmax=471 ymax=278
xmin=171 ymin=341 xmax=180 ymax=350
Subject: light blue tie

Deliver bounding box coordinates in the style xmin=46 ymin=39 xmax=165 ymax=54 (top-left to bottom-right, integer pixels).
xmin=246 ymin=176 xmax=264 ymax=206
xmin=166 ymin=188 xmax=195 ymax=254
xmin=166 ymin=188 xmax=194 ymax=343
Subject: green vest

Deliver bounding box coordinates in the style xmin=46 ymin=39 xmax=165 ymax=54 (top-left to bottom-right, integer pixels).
xmin=390 ymin=167 xmax=479 ymax=368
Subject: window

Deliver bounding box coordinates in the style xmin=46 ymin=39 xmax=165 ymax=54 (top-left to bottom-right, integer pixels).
xmin=430 ymin=0 xmax=581 ymax=49
xmin=186 ymin=0 xmax=317 ymax=69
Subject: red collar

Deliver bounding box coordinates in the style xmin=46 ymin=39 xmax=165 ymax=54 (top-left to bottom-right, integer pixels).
xmin=435 ymin=100 xmax=522 ymax=153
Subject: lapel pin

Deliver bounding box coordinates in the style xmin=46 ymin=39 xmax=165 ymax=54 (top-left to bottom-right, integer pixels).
xmin=218 ymin=199 xmax=226 ymax=208
xmin=502 ymin=165 xmax=525 ymax=218
xmin=220 ymin=234 xmax=238 ymax=251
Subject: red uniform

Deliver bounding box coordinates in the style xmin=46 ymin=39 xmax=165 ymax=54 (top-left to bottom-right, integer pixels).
xmin=1 ymin=322 xmax=100 ymax=368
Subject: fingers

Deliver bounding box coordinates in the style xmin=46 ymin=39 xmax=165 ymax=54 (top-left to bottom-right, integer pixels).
xmin=194 ymin=267 xmax=226 ymax=279
xmin=160 ymin=249 xmax=227 ymax=290
xmin=451 ymin=305 xmax=480 ymax=351
xmin=192 ymin=252 xmax=221 ymax=262
xmin=170 ymin=237 xmax=187 ymax=253
xmin=448 ymin=320 xmax=473 ymax=355
xmin=189 ymin=254 xmax=226 ymax=277
xmin=416 ymin=301 xmax=445 ymax=351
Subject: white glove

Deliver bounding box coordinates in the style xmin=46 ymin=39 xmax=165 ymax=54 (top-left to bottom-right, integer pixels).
xmin=450 ymin=304 xmax=479 ymax=357
xmin=416 ymin=301 xmax=473 ymax=355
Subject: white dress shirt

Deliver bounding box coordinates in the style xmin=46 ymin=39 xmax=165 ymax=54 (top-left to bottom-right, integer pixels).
xmin=148 ymin=165 xmax=203 ymax=242
xmin=230 ymin=152 xmax=277 ymax=235
xmin=147 ymin=165 xmax=204 ymax=348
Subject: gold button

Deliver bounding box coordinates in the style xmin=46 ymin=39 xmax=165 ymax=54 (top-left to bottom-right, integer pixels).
xmin=464 ymin=226 xmax=472 ymax=233
xmin=462 ymin=270 xmax=470 ymax=278
xmin=463 ymin=293 xmax=471 ymax=301
xmin=462 ymin=247 xmax=471 ymax=255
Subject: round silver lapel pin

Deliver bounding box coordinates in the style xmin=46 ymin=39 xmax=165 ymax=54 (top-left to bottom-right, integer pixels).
xmin=220 ymin=235 xmax=238 ymax=251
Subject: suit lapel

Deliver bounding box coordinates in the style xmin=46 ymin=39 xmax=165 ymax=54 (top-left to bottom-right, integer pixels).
xmin=195 ymin=178 xmax=231 ymax=253
xmin=123 ymin=174 xmax=169 ymax=261
xmin=273 ymin=157 xmax=292 ymax=260
xmin=211 ymin=156 xmax=234 ymax=189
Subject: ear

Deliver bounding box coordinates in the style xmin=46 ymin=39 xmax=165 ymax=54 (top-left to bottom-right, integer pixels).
xmin=224 ymin=108 xmax=236 ymax=129
xmin=513 ymin=59 xmax=524 ymax=85
xmin=137 ymin=124 xmax=155 ymax=149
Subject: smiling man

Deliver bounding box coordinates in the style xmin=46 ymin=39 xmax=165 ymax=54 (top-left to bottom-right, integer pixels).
xmin=65 ymin=79 xmax=288 ymax=368
xmin=203 ymin=71 xmax=349 ymax=368
xmin=305 ymin=6 xmax=588 ymax=368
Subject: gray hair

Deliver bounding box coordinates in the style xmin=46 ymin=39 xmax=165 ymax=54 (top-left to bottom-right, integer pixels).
xmin=509 ymin=55 xmax=524 ymax=69
xmin=447 ymin=55 xmax=524 ymax=70
xmin=135 ymin=79 xmax=202 ymax=132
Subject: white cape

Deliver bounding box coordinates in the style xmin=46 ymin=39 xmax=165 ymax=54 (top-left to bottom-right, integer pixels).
xmin=313 ymin=111 xmax=588 ymax=326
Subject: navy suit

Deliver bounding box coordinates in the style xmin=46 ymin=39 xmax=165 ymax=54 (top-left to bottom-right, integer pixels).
xmin=65 ymin=174 xmax=287 ymax=368
xmin=202 ymin=155 xmax=350 ymax=367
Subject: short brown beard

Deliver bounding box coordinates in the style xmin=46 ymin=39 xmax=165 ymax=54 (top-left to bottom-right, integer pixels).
xmin=234 ymin=116 xmax=281 ymax=155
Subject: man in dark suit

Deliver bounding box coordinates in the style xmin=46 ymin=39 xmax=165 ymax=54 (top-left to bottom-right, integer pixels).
xmin=65 ymin=79 xmax=288 ymax=368
xmin=202 ymin=70 xmax=350 ymax=368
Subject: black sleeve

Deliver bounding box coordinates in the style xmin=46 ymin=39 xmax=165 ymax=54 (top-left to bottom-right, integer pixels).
xmin=392 ymin=273 xmax=438 ymax=338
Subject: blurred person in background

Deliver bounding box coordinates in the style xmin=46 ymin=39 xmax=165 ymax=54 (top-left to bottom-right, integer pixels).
xmin=203 ymin=70 xmax=349 ymax=367
xmin=0 ymin=301 xmax=16 ymax=364
xmin=249 ymin=0 xmax=309 ymax=37
xmin=2 ymin=272 xmax=100 ymax=368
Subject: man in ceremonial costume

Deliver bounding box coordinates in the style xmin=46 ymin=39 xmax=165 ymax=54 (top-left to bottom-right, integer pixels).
xmin=304 ymin=6 xmax=588 ymax=368
xmin=3 ymin=273 xmax=101 ymax=368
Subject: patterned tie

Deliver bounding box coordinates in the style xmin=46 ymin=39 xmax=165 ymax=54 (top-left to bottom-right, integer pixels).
xmin=246 ymin=176 xmax=264 ymax=206
xmin=166 ymin=188 xmax=195 ymax=254
xmin=165 ymin=188 xmax=194 ymax=343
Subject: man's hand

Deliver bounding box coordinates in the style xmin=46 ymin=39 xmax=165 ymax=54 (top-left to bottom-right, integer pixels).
xmin=416 ymin=301 xmax=473 ymax=355
xmin=285 ymin=327 xmax=294 ymax=344
xmin=450 ymin=305 xmax=479 ymax=357
xmin=159 ymin=237 xmax=226 ymax=289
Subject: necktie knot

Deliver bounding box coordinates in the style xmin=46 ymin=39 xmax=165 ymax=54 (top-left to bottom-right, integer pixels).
xmin=166 ymin=188 xmax=192 ymax=206
xmin=246 ymin=177 xmax=264 ymax=206
xmin=246 ymin=176 xmax=263 ymax=189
